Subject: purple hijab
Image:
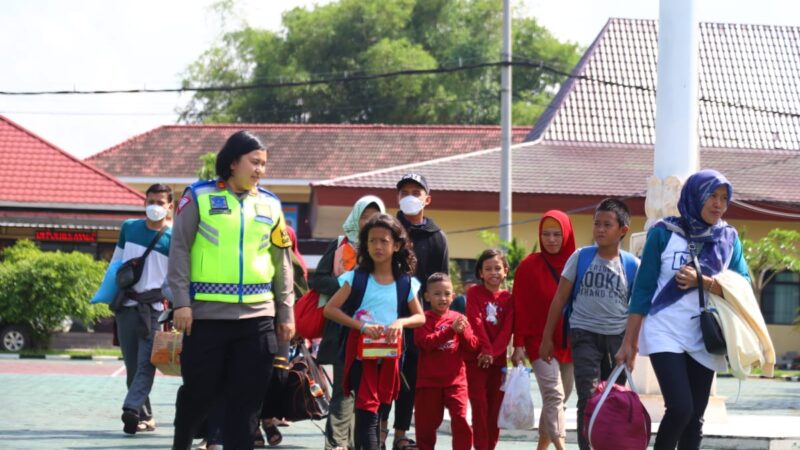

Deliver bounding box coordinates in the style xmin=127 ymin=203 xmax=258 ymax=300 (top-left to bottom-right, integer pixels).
xmin=650 ymin=169 xmax=738 ymax=314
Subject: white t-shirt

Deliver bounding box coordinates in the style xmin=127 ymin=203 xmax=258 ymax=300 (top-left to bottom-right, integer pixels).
xmin=111 ymin=219 xmax=171 ymax=310
xmin=337 ymin=271 xmax=420 ymax=326
xmin=638 ymin=232 xmax=730 ymax=372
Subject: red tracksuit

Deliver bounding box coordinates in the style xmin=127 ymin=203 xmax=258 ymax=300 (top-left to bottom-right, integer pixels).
xmin=465 ymin=284 xmax=514 ymax=450
xmin=414 ymin=309 xmax=479 ymax=450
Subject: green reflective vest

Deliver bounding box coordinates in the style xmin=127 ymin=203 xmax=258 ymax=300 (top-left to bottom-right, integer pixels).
xmin=188 ymin=180 xmax=290 ymax=304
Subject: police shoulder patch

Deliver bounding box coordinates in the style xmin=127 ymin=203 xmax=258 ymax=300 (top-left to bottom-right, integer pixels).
xmin=270 ymin=214 xmax=292 ymax=249
xmin=176 ymin=195 xmax=191 ymax=215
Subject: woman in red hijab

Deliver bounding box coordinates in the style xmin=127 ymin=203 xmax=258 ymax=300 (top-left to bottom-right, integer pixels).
xmin=511 ymin=210 xmax=576 ymax=450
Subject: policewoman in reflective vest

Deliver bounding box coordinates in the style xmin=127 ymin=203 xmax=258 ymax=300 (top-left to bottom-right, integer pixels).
xmin=168 ymin=130 xmax=295 ymax=450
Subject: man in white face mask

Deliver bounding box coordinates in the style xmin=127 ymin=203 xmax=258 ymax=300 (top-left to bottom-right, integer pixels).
xmin=108 ymin=183 xmax=173 ymax=436
xmin=384 ymin=173 xmax=450 ymax=450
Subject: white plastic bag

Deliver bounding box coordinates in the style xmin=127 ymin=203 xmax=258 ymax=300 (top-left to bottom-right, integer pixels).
xmin=497 ymin=365 xmax=535 ymax=430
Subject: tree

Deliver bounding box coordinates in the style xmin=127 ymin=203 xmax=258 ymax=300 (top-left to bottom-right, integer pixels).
xmin=742 ymin=229 xmax=800 ymax=314
xmin=448 ymin=260 xmax=464 ymax=294
xmin=0 ymin=241 xmax=112 ymax=347
xmin=178 ymin=0 xmax=582 ymax=126
xmin=197 ymin=152 xmax=217 ymax=180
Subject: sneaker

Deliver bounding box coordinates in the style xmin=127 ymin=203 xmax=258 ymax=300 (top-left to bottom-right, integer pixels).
xmin=121 ymin=409 xmax=139 ymax=435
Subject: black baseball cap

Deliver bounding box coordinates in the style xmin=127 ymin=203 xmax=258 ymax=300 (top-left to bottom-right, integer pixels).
xmin=396 ymin=173 xmax=430 ymax=192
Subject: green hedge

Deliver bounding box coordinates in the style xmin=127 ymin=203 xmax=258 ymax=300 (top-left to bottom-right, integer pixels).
xmin=0 ymin=240 xmax=112 ymax=347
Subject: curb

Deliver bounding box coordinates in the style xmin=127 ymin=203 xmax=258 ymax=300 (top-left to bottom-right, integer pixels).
xmin=0 ymin=353 xmax=122 ymax=361
xmin=783 ymin=375 xmax=800 ymax=382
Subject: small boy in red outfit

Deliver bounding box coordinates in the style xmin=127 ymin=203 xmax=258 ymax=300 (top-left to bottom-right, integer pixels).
xmin=466 ymin=249 xmax=514 ymax=450
xmin=414 ymin=273 xmax=479 ymax=450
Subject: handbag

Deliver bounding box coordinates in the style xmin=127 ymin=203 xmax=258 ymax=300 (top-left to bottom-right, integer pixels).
xmin=116 ymin=226 xmax=166 ymax=289
xmin=584 ymin=364 xmax=652 ymax=450
xmin=150 ymin=329 xmax=182 ymax=376
xmin=294 ymin=237 xmax=356 ymax=339
xmin=281 ymin=341 xmax=331 ymax=421
xmin=682 ymin=221 xmax=727 ymax=356
xmin=294 ymin=290 xmax=326 ymax=339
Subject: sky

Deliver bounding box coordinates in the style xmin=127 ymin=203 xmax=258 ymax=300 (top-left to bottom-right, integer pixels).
xmin=1 ymin=0 xmax=798 ymax=159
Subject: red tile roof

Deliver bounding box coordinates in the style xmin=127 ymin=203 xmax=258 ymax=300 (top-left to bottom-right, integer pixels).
xmin=0 ymin=115 xmax=145 ymax=206
xmin=316 ymin=141 xmax=800 ymax=207
xmin=528 ymin=19 xmax=800 ymax=150
xmin=85 ymin=124 xmax=530 ymax=179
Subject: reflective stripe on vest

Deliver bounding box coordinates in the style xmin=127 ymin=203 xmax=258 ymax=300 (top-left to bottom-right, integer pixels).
xmin=189 ymin=184 xmax=280 ymax=304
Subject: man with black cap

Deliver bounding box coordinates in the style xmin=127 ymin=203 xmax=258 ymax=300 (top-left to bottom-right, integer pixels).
xmin=385 ymin=172 xmax=450 ymax=450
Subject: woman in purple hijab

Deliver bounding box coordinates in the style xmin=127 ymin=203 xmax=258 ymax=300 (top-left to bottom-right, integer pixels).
xmin=615 ymin=169 xmax=751 ymax=450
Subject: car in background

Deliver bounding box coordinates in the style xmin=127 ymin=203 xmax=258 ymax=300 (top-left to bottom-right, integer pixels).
xmin=0 ymin=318 xmax=72 ymax=352
xmin=0 ymin=321 xmax=32 ymax=352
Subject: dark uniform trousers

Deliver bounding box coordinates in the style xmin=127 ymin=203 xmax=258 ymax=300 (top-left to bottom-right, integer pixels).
xmin=172 ymin=316 xmax=276 ymax=450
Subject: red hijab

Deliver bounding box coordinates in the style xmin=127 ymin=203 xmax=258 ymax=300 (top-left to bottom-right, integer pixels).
xmin=538 ymin=209 xmax=576 ymax=272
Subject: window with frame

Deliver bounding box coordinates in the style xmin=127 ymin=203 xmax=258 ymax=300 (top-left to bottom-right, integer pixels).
xmin=761 ymin=271 xmax=800 ymax=325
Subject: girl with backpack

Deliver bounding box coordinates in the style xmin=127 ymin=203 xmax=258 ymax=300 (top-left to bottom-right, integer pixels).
xmin=465 ymin=249 xmax=514 ymax=450
xmin=312 ymin=195 xmax=385 ymax=450
xmin=324 ymin=213 xmax=426 ymax=450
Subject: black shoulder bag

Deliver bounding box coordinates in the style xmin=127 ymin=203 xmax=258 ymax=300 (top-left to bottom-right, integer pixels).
xmin=683 ymin=222 xmax=727 ymax=356
xmin=115 ymin=227 xmax=166 ymax=290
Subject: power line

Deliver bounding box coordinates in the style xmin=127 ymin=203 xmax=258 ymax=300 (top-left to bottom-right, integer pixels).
xmin=3 ymin=59 xmax=800 ymax=121
xmin=0 ymin=61 xmax=503 ymax=95
xmin=444 ymin=194 xmax=800 ymax=236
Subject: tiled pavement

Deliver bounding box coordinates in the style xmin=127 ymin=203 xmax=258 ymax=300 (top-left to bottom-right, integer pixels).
xmin=0 ymin=359 xmax=798 ymax=449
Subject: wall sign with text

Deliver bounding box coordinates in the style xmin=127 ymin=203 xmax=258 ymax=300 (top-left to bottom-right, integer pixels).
xmin=35 ymin=230 xmax=98 ymax=243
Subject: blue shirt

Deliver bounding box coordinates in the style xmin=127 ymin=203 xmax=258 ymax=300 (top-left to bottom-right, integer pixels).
xmin=338 ymin=270 xmax=420 ymax=326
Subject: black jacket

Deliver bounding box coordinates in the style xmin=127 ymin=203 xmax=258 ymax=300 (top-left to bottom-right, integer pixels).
xmin=396 ymin=211 xmax=450 ymax=302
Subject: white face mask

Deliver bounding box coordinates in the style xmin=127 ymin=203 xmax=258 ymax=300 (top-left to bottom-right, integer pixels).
xmin=146 ymin=204 xmax=168 ymax=222
xmin=399 ymin=195 xmax=425 ymax=216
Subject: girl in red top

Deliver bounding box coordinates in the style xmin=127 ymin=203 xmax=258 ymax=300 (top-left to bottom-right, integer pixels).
xmin=465 ymin=249 xmax=514 ymax=450
xmin=511 ymin=210 xmax=576 ymax=450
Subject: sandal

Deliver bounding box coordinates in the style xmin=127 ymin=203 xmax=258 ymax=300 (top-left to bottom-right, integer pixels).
xmin=253 ymin=424 xmax=266 ymax=448
xmin=264 ymin=423 xmax=283 ymax=447
xmin=137 ymin=418 xmax=156 ymax=432
xmin=380 ymin=428 xmax=389 ymax=450
xmin=393 ymin=437 xmax=418 ymax=450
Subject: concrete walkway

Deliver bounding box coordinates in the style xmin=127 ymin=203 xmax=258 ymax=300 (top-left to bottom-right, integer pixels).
xmin=0 ymin=359 xmax=798 ymax=449
xmin=439 ymin=372 xmax=800 ymax=450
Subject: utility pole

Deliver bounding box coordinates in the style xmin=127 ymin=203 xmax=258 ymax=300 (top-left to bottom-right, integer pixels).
xmin=499 ymin=0 xmax=512 ymax=242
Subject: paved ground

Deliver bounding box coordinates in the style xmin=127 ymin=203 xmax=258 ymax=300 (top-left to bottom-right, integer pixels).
xmin=0 ymin=359 xmax=798 ymax=449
